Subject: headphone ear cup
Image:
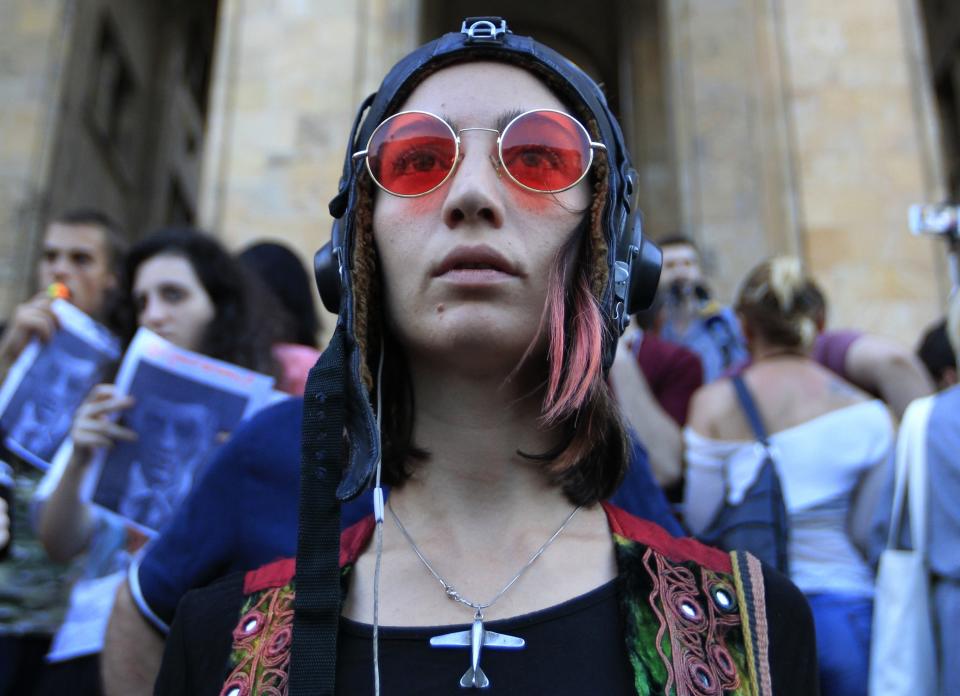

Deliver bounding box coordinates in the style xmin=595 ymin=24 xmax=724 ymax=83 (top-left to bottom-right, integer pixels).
xmin=627 ymin=235 xmax=662 ymax=313
xmin=315 ymin=239 xmax=342 ymax=314
xmin=616 ymin=207 xmax=662 ymax=315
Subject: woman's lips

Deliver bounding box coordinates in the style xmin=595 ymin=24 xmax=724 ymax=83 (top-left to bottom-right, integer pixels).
xmin=433 ymin=245 xmax=520 ymax=284
xmin=438 ymin=267 xmax=515 ymax=283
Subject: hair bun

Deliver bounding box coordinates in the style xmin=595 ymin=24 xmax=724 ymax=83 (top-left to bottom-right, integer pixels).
xmin=769 ymin=256 xmax=805 ymax=312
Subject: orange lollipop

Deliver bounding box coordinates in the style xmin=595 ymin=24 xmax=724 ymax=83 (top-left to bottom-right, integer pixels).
xmin=47 ymin=282 xmax=71 ymax=300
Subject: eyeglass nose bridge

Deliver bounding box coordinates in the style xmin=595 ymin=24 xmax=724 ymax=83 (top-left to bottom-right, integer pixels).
xmin=453 ymin=127 xmax=504 ymax=178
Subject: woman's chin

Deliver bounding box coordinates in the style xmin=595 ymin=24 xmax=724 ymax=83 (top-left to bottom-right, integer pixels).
xmin=406 ymin=325 xmax=541 ymax=374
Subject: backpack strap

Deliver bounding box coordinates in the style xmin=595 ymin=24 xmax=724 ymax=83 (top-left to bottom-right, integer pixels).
xmin=730 ymin=375 xmax=771 ymax=448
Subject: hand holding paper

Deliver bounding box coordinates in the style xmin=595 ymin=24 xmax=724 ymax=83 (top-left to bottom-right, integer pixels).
xmin=70 ymin=384 xmax=137 ymax=463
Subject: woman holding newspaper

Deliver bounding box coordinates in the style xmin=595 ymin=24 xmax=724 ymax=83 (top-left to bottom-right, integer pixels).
xmin=155 ymin=19 xmax=817 ymax=696
xmin=32 ymin=228 xmax=277 ymax=694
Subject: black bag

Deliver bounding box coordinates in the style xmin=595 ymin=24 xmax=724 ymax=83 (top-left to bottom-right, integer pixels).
xmin=697 ymin=375 xmax=790 ymax=573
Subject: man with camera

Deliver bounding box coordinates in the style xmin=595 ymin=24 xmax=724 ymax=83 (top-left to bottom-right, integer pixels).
xmin=656 ymin=235 xmax=749 ymax=383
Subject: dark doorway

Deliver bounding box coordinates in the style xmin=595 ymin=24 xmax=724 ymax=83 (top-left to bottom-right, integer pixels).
xmin=920 ymin=0 xmax=960 ymax=199
xmin=43 ymin=0 xmax=219 ymax=241
xmin=419 ymin=1 xmax=680 ymax=237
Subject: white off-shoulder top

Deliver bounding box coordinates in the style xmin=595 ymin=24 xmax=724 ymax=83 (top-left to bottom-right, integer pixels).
xmin=683 ymin=400 xmax=893 ymax=597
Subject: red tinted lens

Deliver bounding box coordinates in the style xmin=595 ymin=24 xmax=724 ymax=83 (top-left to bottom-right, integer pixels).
xmin=500 ymin=111 xmax=591 ymax=192
xmin=366 ymin=112 xmax=457 ymax=195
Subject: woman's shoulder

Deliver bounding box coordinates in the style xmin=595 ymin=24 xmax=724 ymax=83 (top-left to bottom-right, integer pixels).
xmin=236 ymin=514 xmax=376 ymax=590
xmin=602 ymin=502 xmax=732 ymax=573
xmin=155 ymin=569 xmax=248 ymax=695
xmin=605 ymin=503 xmax=820 ymax=696
xmin=686 ymin=378 xmax=738 ymax=438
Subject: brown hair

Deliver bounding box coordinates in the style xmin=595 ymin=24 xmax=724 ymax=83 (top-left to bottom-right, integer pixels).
xmin=349 ymin=150 xmax=628 ymax=506
xmin=51 ymin=208 xmax=128 ymax=276
xmin=947 ymin=291 xmax=960 ymax=364
xmin=735 ymin=256 xmax=818 ymax=350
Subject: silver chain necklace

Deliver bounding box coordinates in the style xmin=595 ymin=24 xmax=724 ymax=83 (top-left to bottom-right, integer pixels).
xmin=387 ymin=500 xmax=582 ymax=689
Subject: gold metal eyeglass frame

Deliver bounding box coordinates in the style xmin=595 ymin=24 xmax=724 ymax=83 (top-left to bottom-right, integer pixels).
xmin=352 ymin=108 xmax=606 ymax=197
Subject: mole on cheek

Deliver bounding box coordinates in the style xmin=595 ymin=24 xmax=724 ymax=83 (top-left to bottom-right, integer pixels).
xmin=436 ymin=303 xmax=445 ymax=313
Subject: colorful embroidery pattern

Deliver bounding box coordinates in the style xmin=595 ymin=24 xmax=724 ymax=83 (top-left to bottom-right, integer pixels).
xmin=220 ymin=582 xmax=295 ymax=696
xmin=614 ymin=533 xmax=754 ymax=696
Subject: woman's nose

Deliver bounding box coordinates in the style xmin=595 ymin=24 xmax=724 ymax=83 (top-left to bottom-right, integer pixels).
xmin=441 ymin=133 xmax=505 ymax=230
xmin=140 ymin=298 xmax=167 ymax=328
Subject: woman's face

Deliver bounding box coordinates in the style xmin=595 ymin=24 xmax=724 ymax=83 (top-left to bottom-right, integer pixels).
xmin=133 ymin=254 xmax=216 ymax=352
xmin=372 ymin=62 xmax=590 ymax=373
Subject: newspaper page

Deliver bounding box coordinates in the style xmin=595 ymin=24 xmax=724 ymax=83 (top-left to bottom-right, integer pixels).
xmin=0 ymin=300 xmax=121 ymax=469
xmin=83 ymin=328 xmax=275 ymax=533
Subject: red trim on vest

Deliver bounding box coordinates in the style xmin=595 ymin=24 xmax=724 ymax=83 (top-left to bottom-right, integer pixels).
xmin=241 ymin=517 xmax=377 ymax=594
xmin=340 ymin=516 xmax=376 ymax=567
xmin=241 ymin=505 xmax=730 ymax=594
xmin=601 ymin=501 xmax=731 ymax=572
xmin=244 ymin=557 xmax=296 ymax=594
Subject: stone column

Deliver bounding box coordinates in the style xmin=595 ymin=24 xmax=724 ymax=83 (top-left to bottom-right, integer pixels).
xmin=666 ymin=0 xmax=946 ymax=339
xmin=665 ymin=0 xmax=802 ymax=303
xmin=778 ymin=0 xmax=946 ymax=335
xmin=199 ymin=0 xmax=422 ymax=343
xmin=0 ymin=0 xmax=74 ymax=315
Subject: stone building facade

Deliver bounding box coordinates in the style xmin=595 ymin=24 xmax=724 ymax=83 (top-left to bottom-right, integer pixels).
xmin=1 ymin=0 xmax=956 ymax=344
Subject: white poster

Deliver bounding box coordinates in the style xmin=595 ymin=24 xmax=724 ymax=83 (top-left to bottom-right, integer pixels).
xmin=0 ymin=300 xmax=120 ymax=469
xmin=83 ymin=328 xmax=275 ymax=532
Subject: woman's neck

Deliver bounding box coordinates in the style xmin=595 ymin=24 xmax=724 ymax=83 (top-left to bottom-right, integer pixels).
xmin=389 ymin=356 xmax=574 ymax=526
xmin=749 ymin=341 xmax=810 ymax=362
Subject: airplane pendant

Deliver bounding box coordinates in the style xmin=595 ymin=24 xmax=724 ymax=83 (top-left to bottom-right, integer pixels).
xmin=429 ymin=613 xmax=525 ymax=689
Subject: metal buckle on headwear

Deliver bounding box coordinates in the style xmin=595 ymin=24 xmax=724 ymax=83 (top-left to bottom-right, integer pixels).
xmin=460 ymin=17 xmax=509 ymax=43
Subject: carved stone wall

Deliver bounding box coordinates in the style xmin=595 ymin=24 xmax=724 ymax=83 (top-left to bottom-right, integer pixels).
xmin=0 ymin=0 xmax=72 ymax=314
xmin=2 ymin=1 xmax=949 ymax=344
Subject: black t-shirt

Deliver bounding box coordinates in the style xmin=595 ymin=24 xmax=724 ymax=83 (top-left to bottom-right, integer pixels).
xmin=156 ymin=576 xmax=633 ymax=696
xmin=336 ymin=579 xmax=633 ymax=695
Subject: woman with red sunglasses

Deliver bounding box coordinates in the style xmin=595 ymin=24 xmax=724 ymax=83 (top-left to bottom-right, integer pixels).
xmin=155 ymin=19 xmax=817 ymax=696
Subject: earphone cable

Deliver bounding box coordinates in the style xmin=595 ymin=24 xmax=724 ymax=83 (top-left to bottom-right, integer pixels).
xmin=372 ymin=338 xmax=386 ymax=696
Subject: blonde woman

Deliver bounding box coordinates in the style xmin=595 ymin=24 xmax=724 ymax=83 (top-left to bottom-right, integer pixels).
xmin=685 ymin=257 xmax=893 ymax=696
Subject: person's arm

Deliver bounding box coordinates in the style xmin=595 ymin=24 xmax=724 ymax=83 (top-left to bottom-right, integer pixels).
xmin=610 ymin=338 xmax=683 ymax=488
xmin=655 ymin=346 xmax=704 ymax=425
xmin=102 ymin=581 xmax=165 ymax=696
xmin=681 ymin=382 xmax=732 ymax=533
xmin=0 ymin=498 xmax=8 ymax=550
xmin=37 ymin=384 xmax=136 ymax=562
xmin=843 ymin=334 xmax=933 ymax=419
xmin=0 ymin=293 xmax=57 ymax=371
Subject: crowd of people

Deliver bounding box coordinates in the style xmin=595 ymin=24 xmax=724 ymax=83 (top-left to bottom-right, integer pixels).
xmin=0 ymin=215 xmax=321 ymax=694
xmin=0 ymin=16 xmax=957 ymax=696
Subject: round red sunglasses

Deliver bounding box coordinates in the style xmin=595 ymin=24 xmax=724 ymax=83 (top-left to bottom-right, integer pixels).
xmin=353 ymin=109 xmax=606 ymax=197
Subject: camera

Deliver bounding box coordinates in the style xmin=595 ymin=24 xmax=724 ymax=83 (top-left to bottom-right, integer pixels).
xmin=909 ymin=204 xmax=960 ymax=238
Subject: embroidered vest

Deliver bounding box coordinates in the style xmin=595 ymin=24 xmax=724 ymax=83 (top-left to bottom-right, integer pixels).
xmin=219 ymin=503 xmax=772 ymax=696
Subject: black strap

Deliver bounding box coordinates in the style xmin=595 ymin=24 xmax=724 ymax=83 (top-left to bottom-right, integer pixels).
xmin=291 ymin=327 xmax=347 ymax=695
xmin=730 ymin=375 xmax=770 ymax=447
